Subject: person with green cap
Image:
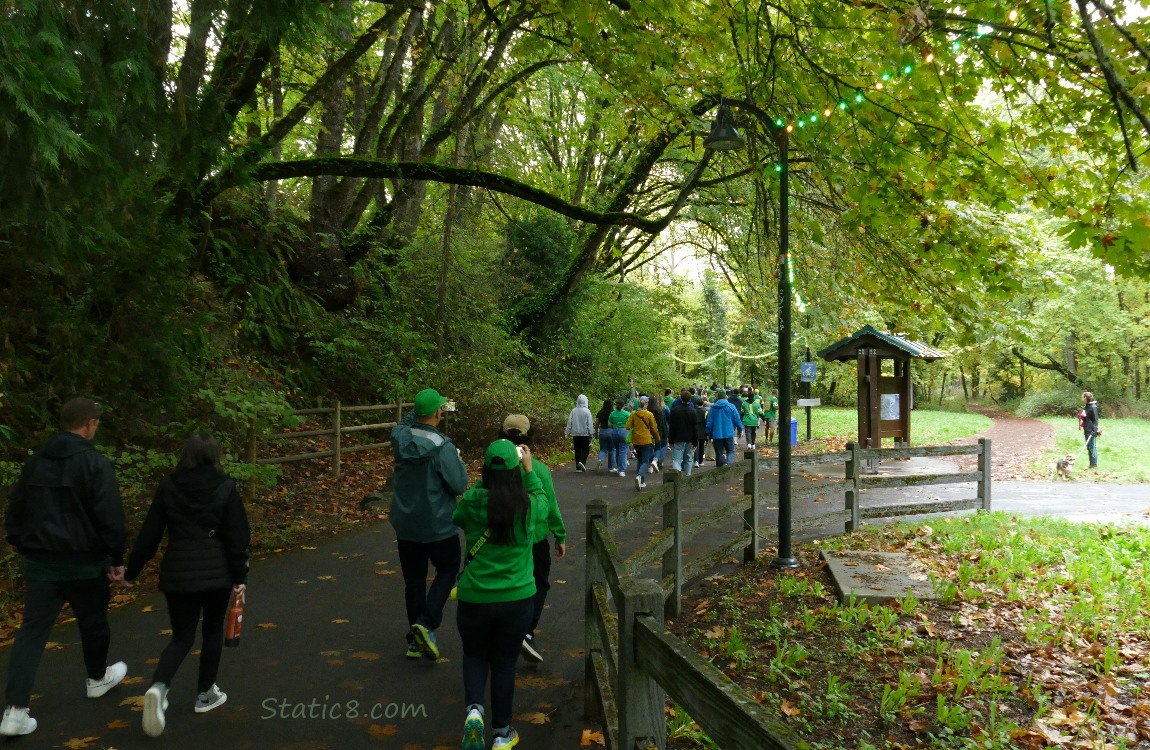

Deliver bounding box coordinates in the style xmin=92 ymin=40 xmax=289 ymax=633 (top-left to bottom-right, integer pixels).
xmin=454 ymin=439 xmax=549 ymax=750
xmin=497 ymin=414 xmax=566 ymax=664
xmin=389 ymin=388 xmax=469 ymax=662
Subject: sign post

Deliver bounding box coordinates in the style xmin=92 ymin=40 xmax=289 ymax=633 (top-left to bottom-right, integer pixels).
xmin=800 ymin=358 xmax=816 ymax=441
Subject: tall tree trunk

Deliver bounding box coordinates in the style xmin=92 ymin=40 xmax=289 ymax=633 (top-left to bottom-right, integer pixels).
xmin=959 ymin=364 xmax=969 ymax=401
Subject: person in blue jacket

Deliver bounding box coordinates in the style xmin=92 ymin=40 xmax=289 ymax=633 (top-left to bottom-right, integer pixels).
xmin=705 ymin=390 xmax=744 ymax=467
xmin=389 ymin=388 xmax=470 ymax=661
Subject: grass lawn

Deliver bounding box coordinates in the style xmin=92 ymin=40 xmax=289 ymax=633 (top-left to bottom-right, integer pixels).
xmin=795 ymin=406 xmax=990 ymax=446
xmin=670 ymin=513 xmax=1150 ymax=749
xmin=1037 ymin=416 xmax=1150 ymax=483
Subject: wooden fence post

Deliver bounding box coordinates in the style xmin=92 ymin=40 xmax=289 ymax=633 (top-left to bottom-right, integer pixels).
xmin=585 ymin=499 xmax=609 ymax=721
xmin=618 ymin=579 xmax=666 ymax=750
xmin=845 ymin=442 xmax=860 ymax=532
xmin=978 ymin=437 xmax=992 ymax=512
xmin=332 ymin=400 xmax=342 ymax=478
xmin=743 ymin=449 xmax=760 ymax=563
xmin=662 ymin=473 xmax=682 ymax=620
xmin=396 ymin=398 xmax=403 ymax=422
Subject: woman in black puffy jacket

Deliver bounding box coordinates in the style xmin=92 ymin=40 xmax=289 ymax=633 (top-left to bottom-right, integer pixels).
xmin=125 ymin=432 xmax=250 ymax=737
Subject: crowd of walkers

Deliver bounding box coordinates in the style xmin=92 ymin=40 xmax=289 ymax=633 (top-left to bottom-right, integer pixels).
xmin=568 ymin=382 xmax=781 ymax=489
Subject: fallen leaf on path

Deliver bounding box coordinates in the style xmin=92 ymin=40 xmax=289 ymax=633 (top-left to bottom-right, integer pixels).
xmin=106 ymin=719 xmax=129 ymax=729
xmin=515 ymin=711 xmax=551 ymax=724
xmin=141 ymin=605 xmax=158 ymax=613
xmin=368 ymin=724 xmax=398 ymax=737
xmin=781 ymin=700 xmax=802 ymax=716
xmin=62 ymin=737 xmax=99 ymax=749
xmin=121 ymin=695 xmax=145 ymax=710
xmin=580 ymin=729 xmax=606 ymax=746
xmin=257 ymin=622 xmax=278 ymax=629
xmin=376 ymin=569 xmax=397 ymax=575
xmin=352 ymin=651 xmax=381 ymax=661
xmin=122 ymin=676 xmax=145 ymax=685
xmin=332 ymin=619 xmax=350 ymax=624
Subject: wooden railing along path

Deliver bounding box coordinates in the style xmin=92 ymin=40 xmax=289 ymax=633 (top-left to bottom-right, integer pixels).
xmin=250 ymin=401 xmax=414 ymax=478
xmin=585 ymin=438 xmax=991 ymax=750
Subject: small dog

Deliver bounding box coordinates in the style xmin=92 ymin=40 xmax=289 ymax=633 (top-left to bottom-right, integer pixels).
xmin=1055 ymin=454 xmax=1075 ymax=479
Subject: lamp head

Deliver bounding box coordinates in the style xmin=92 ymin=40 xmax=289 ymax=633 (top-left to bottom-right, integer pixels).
xmin=704 ymin=102 xmax=745 ymax=151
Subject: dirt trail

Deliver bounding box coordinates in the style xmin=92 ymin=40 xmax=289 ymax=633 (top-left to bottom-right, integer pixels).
xmin=956 ymin=405 xmax=1056 ymax=480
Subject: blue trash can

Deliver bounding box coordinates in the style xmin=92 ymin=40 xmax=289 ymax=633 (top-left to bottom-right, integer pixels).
xmin=790 ymin=418 xmax=798 ymax=447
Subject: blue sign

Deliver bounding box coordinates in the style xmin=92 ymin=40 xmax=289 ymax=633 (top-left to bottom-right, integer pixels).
xmin=800 ymin=361 xmax=817 ymax=383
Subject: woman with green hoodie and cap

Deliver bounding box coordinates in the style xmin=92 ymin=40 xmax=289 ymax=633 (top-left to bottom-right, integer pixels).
xmin=454 ymin=439 xmax=548 ymax=750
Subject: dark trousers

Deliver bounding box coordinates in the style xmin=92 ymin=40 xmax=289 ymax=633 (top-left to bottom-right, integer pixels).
xmin=695 ymin=439 xmax=706 ymax=465
xmin=397 ymin=535 xmax=461 ymax=631
xmin=745 ymin=426 xmax=758 ymax=446
xmin=457 ymin=597 xmax=533 ymax=730
xmin=5 ymin=577 xmax=111 ymax=706
xmin=528 ymin=540 xmax=552 ymax=634
xmin=572 ymin=436 xmax=591 ymax=467
xmin=714 ymin=437 xmax=735 ymax=467
xmin=152 ymin=589 xmax=230 ymax=693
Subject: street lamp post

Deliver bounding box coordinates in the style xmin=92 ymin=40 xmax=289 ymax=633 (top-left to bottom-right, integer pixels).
xmin=706 ymin=103 xmax=798 ymax=571
xmin=771 ymin=128 xmax=799 ymax=569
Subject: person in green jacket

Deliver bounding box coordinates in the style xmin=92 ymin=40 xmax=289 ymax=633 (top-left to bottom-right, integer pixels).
xmin=607 ymin=399 xmax=631 ymax=476
xmin=453 ymin=439 xmax=548 ymax=750
xmin=741 ymin=394 xmax=764 ymax=450
xmin=497 ymin=414 xmax=566 ymax=664
xmin=765 ymin=388 xmax=780 ymax=444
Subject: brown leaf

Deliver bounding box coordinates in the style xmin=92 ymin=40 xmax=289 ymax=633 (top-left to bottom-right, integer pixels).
xmin=515 ymin=711 xmax=550 ymax=724
xmin=368 ymin=724 xmax=398 ymax=737
xmin=781 ymin=700 xmax=802 ymax=717
xmin=331 ymin=619 xmax=350 ymax=624
xmin=351 ymin=651 xmax=381 ymax=661
xmin=106 ymin=719 xmax=129 ymax=729
xmin=257 ymin=622 xmax=278 ymax=629
xmin=580 ymin=729 xmax=606 ymax=746
xmin=62 ymin=737 xmax=100 ymax=749
xmin=141 ymin=605 xmax=158 ymax=613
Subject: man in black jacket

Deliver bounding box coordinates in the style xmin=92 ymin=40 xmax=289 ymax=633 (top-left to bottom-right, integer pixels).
xmin=2 ymin=397 xmax=128 ymax=736
xmin=668 ymin=389 xmax=699 ymax=476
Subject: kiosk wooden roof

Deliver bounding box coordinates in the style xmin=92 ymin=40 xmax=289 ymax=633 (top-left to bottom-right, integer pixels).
xmin=817 ymin=325 xmax=946 ymax=452
xmin=817 ymin=325 xmax=946 ymax=363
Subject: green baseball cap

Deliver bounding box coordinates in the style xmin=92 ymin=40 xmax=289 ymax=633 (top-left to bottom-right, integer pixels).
xmin=484 ymin=439 xmax=520 ymax=471
xmin=413 ymin=388 xmax=448 ymax=416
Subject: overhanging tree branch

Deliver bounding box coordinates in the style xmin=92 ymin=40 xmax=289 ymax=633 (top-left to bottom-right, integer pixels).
xmin=1012 ymin=346 xmax=1081 ymax=385
xmin=250 ymin=157 xmax=672 ymax=231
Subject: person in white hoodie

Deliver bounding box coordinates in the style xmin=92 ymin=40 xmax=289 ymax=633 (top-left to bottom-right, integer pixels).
xmin=564 ymin=395 xmax=595 ymax=472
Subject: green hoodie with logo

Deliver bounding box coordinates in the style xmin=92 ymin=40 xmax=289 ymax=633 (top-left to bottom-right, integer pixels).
xmin=453 ymin=469 xmax=548 ymax=604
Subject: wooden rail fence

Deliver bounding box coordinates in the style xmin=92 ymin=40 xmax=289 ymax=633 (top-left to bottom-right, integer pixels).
xmin=250 ymin=401 xmax=414 ymax=478
xmin=585 ymin=438 xmax=991 ymax=750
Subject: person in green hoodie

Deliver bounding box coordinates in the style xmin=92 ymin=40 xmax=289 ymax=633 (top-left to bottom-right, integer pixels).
xmin=389 ymin=388 xmax=469 ymax=662
xmin=741 ymin=393 xmax=764 ymax=450
xmin=497 ymin=415 xmax=566 ymax=664
xmin=454 ymin=439 xmax=548 ymax=750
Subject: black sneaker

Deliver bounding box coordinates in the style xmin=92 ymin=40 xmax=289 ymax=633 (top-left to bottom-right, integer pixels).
xmin=520 ymin=635 xmax=543 ymax=663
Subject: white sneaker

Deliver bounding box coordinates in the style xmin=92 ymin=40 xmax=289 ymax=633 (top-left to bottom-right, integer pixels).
xmin=520 ymin=634 xmax=543 ymax=663
xmin=0 ymin=706 xmax=36 ymax=736
xmin=143 ymin=683 xmax=168 ymax=737
xmin=86 ymin=661 xmax=127 ymax=698
xmin=635 ymin=476 xmax=643 ymax=491
xmin=195 ymin=684 xmax=227 ymax=713
xmin=576 ymin=462 xmax=586 ymax=472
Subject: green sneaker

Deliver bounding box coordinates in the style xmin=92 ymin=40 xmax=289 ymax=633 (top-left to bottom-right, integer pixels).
xmin=405 ymin=641 xmax=422 ymax=659
xmin=411 ymin=624 xmax=439 ymax=660
xmin=462 ymin=707 xmax=484 ymax=750
xmin=492 ymin=727 xmax=519 ymax=748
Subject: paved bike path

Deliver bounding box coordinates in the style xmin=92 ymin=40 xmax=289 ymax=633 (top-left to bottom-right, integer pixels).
xmin=4 ymin=452 xmax=1145 ymax=748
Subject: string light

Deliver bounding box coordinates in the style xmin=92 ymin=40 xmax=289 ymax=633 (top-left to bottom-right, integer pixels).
xmin=761 ymin=7 xmax=1017 ymax=133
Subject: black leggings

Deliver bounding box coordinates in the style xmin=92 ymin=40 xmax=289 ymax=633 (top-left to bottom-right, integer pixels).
xmin=153 ymin=589 xmax=231 ymax=692
xmin=572 ymin=436 xmax=592 ymax=467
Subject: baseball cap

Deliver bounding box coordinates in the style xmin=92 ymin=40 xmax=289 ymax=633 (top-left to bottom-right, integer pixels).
xmin=413 ymin=388 xmax=448 ymax=416
xmin=484 ymin=439 xmax=521 ymax=470
xmin=502 ymin=414 xmax=531 ymax=436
